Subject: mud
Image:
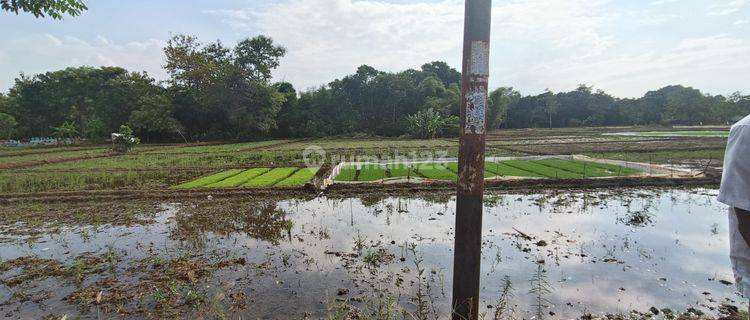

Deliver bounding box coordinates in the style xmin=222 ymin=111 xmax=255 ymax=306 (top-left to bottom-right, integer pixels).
xmin=0 ymin=188 xmax=744 ymax=319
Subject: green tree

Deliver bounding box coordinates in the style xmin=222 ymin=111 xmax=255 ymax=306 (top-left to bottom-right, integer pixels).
xmin=1 ymin=0 xmax=86 ymax=19
xmin=82 ymin=116 xmax=106 ymax=141
xmin=542 ymin=89 xmax=558 ymax=128
xmin=52 ymin=120 xmax=78 ymax=141
xmin=405 ymin=108 xmax=458 ymax=139
xmin=5 ymin=67 xmax=161 ymax=138
xmin=164 ymin=34 xmax=287 ymax=140
xmin=421 ymin=61 xmax=461 ymax=86
xmin=488 ymin=87 xmax=520 ymax=129
xmin=0 ymin=112 xmax=17 ymax=139
xmin=128 ymin=95 xmax=179 ymax=141
xmin=234 ymin=36 xmax=287 ymax=82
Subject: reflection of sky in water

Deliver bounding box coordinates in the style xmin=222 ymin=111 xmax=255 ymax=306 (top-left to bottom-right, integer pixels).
xmin=0 ymin=189 xmax=743 ymax=318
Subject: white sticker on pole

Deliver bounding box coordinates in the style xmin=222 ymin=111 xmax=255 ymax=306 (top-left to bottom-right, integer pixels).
xmin=470 ymin=41 xmax=489 ymax=76
xmin=465 ymin=89 xmax=486 ymax=134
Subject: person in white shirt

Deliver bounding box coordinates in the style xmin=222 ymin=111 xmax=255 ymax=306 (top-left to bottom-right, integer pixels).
xmin=719 ymin=114 xmax=750 ymax=317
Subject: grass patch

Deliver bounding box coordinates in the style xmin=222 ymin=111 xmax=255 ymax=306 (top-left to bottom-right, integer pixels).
xmin=334 ymin=165 xmax=358 ymax=181
xmin=173 ymin=169 xmax=243 ymax=189
xmin=243 ymin=168 xmax=299 ymax=187
xmin=204 ymin=168 xmax=271 ymax=188
xmin=276 ymin=167 xmax=319 ymax=187
xmin=415 ymin=163 xmax=456 ymax=181
xmin=357 ymin=165 xmax=386 ymax=181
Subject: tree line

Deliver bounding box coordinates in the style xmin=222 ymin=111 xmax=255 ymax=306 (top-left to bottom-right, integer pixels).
xmin=0 ymin=34 xmax=748 ymax=142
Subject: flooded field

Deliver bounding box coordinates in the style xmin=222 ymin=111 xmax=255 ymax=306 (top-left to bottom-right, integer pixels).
xmin=0 ymin=188 xmax=743 ymax=319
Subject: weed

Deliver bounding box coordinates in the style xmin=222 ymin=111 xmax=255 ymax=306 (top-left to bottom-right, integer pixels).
xmin=66 ymin=258 xmax=87 ymax=285
xmin=529 ymin=264 xmax=553 ymax=320
xmin=493 ymin=275 xmax=515 ymax=320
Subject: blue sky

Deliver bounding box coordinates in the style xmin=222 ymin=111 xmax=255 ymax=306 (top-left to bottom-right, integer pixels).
xmin=1 ymin=0 xmax=748 ymax=97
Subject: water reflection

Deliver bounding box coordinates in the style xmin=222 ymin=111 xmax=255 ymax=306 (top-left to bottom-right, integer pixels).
xmin=0 ymin=188 xmax=743 ymax=319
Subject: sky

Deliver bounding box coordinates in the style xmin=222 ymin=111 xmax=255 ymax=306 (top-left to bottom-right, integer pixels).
xmin=0 ymin=0 xmax=748 ymax=98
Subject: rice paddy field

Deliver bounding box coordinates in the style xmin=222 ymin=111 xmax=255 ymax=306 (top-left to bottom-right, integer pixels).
xmin=0 ymin=126 xmax=742 ymax=319
xmin=174 ymin=167 xmax=314 ymax=189
xmin=334 ymin=159 xmax=642 ymax=182
xmin=0 ymin=126 xmax=728 ymax=193
xmin=606 ymin=130 xmax=729 ymax=138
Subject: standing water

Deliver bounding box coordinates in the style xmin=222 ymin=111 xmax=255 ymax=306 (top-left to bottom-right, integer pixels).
xmin=0 ymin=188 xmax=741 ymax=319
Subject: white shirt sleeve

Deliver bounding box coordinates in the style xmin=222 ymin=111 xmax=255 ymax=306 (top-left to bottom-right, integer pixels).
xmin=719 ymin=125 xmax=750 ymax=212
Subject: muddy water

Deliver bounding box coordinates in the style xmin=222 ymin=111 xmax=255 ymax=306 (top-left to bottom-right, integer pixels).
xmin=0 ymin=189 xmax=742 ymax=319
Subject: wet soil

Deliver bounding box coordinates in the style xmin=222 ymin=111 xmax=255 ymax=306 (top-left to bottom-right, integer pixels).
xmin=0 ymin=188 xmax=744 ymax=319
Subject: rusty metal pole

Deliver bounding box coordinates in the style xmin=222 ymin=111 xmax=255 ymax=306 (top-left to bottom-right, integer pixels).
xmin=452 ymin=1 xmax=491 ymax=319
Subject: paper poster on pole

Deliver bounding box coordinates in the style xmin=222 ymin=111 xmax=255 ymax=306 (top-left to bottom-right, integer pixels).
xmin=465 ymin=89 xmax=486 ymax=134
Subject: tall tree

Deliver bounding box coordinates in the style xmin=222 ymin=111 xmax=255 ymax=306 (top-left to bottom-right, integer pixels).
xmin=5 ymin=67 xmax=160 ymax=138
xmin=128 ymin=95 xmax=179 ymax=142
xmin=0 ymin=112 xmax=16 ymax=139
xmin=421 ymin=61 xmax=461 ymax=86
xmin=234 ymin=36 xmax=287 ymax=82
xmin=487 ymin=87 xmax=520 ymax=129
xmin=164 ymin=34 xmax=287 ymax=140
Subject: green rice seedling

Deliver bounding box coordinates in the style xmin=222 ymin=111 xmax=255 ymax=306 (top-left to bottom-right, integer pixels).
xmin=385 ymin=163 xmax=418 ymax=178
xmin=205 ymin=168 xmax=271 ymax=188
xmin=502 ymin=160 xmax=580 ymax=179
xmin=243 ymin=167 xmax=299 ymax=187
xmin=173 ymin=169 xmax=243 ymax=189
xmin=276 ymin=167 xmax=319 ymax=187
xmin=485 ymin=162 xmax=545 ymax=177
xmin=444 ymin=162 xmax=498 ymax=178
xmin=581 ymin=161 xmax=641 ymax=176
xmin=532 ymin=160 xmax=614 ymax=177
xmin=357 ymin=165 xmax=386 ymax=181
xmin=415 ymin=163 xmax=456 ymax=181
xmin=334 ymin=165 xmax=358 ymax=181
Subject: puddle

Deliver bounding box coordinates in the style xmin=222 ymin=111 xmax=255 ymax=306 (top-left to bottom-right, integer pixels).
xmin=0 ymin=189 xmax=742 ymax=319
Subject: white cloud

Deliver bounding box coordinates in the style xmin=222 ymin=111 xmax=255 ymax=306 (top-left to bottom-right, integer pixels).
xmin=526 ymin=34 xmax=750 ymax=97
xmin=650 ymin=0 xmax=680 ymax=5
xmin=708 ymin=0 xmax=747 ymax=16
xmin=257 ymin=0 xmax=464 ymax=90
xmin=735 ymin=19 xmax=750 ymax=25
xmin=639 ymin=14 xmax=679 ymax=26
xmin=0 ymin=34 xmax=166 ymax=89
xmin=211 ymin=0 xmax=615 ymax=91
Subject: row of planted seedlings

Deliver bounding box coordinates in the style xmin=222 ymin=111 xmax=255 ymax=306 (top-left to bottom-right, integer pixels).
xmin=333 ymin=157 xmax=642 ymax=183
xmin=173 ymin=166 xmax=320 ymax=189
